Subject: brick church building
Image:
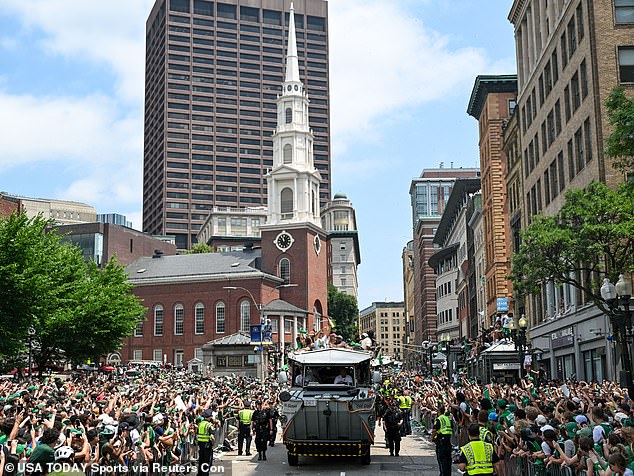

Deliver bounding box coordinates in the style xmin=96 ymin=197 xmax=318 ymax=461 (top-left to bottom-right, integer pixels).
xmin=121 ymin=4 xmax=328 ymax=371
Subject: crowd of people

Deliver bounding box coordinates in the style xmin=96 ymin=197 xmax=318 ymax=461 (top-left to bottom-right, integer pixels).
xmin=0 ymin=368 xmax=281 ymax=476
xmin=401 ymin=371 xmax=634 ymax=476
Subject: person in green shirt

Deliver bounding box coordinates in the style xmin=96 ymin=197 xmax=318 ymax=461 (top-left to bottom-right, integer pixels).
xmin=28 ymin=428 xmax=60 ymax=475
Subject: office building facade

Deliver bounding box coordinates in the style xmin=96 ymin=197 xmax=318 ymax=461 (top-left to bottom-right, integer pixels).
xmin=359 ymin=301 xmax=406 ymax=361
xmin=143 ymin=0 xmax=330 ymax=250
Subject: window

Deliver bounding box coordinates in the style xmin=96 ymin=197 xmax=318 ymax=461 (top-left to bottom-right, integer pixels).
xmin=552 ymin=49 xmax=559 ymax=84
xmin=568 ymin=139 xmax=576 ymax=180
xmin=153 ymin=349 xmax=163 ymax=362
xmin=280 ymin=258 xmax=290 ymax=284
xmin=584 ymin=118 xmax=593 ymax=164
xmin=539 ymin=74 xmax=545 ymax=105
xmin=216 ymin=302 xmax=225 ymax=333
xmin=174 ymin=304 xmax=184 ymax=335
xmin=545 ymin=62 xmax=552 ymax=96
xmin=170 ymin=0 xmax=189 ymax=13
xmin=558 ymin=151 xmax=566 ymax=192
xmin=575 ymin=127 xmax=585 ymax=173
xmin=133 ymin=349 xmax=143 ymax=361
xmin=216 ymin=356 xmax=227 ymax=367
xmin=154 ymin=305 xmax=164 ymax=336
xmin=280 ymin=187 xmax=293 ymax=217
xmin=568 ymin=18 xmax=577 ymax=57
xmin=195 ymin=348 xmax=203 ymax=361
xmin=561 ymin=33 xmax=568 ymax=69
xmin=571 ymin=72 xmax=581 ymax=111
xmin=134 ymin=320 xmax=143 ymax=337
xmin=240 ymin=300 xmax=250 ymax=332
xmin=615 ymin=0 xmax=634 ymax=23
xmin=195 ymin=303 xmax=205 ymax=335
xmin=285 ymin=107 xmax=292 ymax=124
xmin=580 ymin=60 xmax=588 ymax=98
xmin=618 ymin=47 xmax=634 ymax=83
xmin=194 ymin=0 xmax=213 ymax=16
xmin=555 ymin=100 xmax=562 ymax=136
xmin=283 ymin=144 xmax=292 ymax=164
xmin=550 ymin=160 xmax=559 ymax=199
xmin=217 ymin=3 xmax=237 ymax=20
xmin=564 ymin=86 xmax=571 ymax=122
xmin=576 ymin=3 xmax=584 ymax=40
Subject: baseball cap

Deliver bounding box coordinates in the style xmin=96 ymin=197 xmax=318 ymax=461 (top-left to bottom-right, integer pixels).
xmin=202 ymin=409 xmax=213 ymax=418
xmin=536 ymin=415 xmax=548 ymax=425
xmin=497 ymin=399 xmax=508 ymax=409
xmin=615 ymin=412 xmax=629 ymax=423
xmin=576 ymin=427 xmax=593 ymax=438
xmin=575 ymin=415 xmax=589 ymax=425
xmin=488 ymin=412 xmax=498 ymax=421
xmin=565 ymin=421 xmax=579 ymax=439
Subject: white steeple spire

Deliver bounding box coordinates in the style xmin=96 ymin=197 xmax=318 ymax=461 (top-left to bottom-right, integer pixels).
xmin=285 ymin=2 xmax=301 ymax=84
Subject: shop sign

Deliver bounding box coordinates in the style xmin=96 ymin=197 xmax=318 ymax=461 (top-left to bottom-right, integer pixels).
xmin=551 ymin=327 xmax=574 ymax=349
xmin=493 ymin=362 xmax=520 ymax=370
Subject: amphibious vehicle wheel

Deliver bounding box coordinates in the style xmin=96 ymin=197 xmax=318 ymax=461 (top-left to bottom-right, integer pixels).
xmin=288 ymin=452 xmax=299 ymax=466
xmin=361 ymin=447 xmax=371 ymax=465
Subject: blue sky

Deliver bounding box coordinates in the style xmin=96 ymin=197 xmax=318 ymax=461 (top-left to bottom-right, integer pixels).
xmin=0 ymin=0 xmax=516 ymax=309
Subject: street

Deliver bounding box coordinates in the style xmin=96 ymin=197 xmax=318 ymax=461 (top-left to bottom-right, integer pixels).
xmin=218 ymin=425 xmax=440 ymax=476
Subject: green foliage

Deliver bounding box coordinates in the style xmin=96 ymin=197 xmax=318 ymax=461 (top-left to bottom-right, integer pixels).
xmin=185 ymin=242 xmax=215 ymax=254
xmin=0 ymin=211 xmax=145 ymax=370
xmin=327 ymin=283 xmax=358 ymax=340
xmin=605 ymin=87 xmax=634 ymax=174
xmin=510 ymin=182 xmax=634 ymax=312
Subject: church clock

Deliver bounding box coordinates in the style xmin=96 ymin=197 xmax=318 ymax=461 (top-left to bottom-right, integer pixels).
xmin=274 ymin=231 xmax=294 ymax=252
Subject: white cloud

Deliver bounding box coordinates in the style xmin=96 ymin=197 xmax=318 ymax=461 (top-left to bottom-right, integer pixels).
xmin=0 ymin=91 xmax=143 ymax=209
xmin=328 ymin=0 xmax=489 ymax=154
xmin=1 ymin=0 xmax=154 ymax=103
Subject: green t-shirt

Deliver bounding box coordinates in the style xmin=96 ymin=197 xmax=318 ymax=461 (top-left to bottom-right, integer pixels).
xmin=28 ymin=443 xmax=55 ymax=465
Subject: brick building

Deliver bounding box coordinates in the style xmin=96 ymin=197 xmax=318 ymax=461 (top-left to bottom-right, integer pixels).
xmin=0 ymin=194 xmax=21 ymax=217
xmin=359 ymin=301 xmax=405 ymax=361
xmin=467 ymin=75 xmax=517 ymax=325
xmin=56 ymin=222 xmax=177 ymax=267
xmin=409 ymin=168 xmax=480 ymax=346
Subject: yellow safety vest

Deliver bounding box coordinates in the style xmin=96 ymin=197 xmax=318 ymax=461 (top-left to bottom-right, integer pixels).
xmin=197 ymin=421 xmax=211 ymax=443
xmin=437 ymin=414 xmax=453 ymax=435
xmin=479 ymin=425 xmax=492 ymax=443
xmin=238 ymin=409 xmax=254 ymax=425
xmin=461 ymin=440 xmax=494 ymax=475
xmin=404 ymin=396 xmax=413 ymax=409
xmin=398 ymin=396 xmax=407 ymax=409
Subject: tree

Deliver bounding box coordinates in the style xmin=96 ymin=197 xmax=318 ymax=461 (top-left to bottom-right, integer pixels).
xmin=510 ymin=182 xmax=634 ymax=313
xmin=327 ymin=283 xmax=358 ymax=340
xmin=185 ymin=242 xmax=215 ymax=254
xmin=605 ymin=87 xmax=634 ymax=174
xmin=0 ymin=211 xmax=145 ymax=371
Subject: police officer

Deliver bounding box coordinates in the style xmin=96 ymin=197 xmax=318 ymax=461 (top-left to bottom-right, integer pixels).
xmin=457 ymin=423 xmax=501 ymax=476
xmin=382 ymin=399 xmax=403 ymax=456
xmin=397 ymin=390 xmax=413 ymax=436
xmin=251 ymin=401 xmax=273 ymax=461
xmin=431 ymin=405 xmax=455 ymax=476
xmin=197 ymin=409 xmax=219 ymax=476
xmin=267 ymin=400 xmax=280 ymax=447
xmin=237 ymin=401 xmax=254 ymax=456
xmin=477 ymin=410 xmax=494 ymax=444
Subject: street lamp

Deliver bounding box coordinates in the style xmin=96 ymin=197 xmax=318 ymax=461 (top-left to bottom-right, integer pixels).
xmin=511 ymin=314 xmax=529 ymax=381
xmin=222 ymin=283 xmax=297 ymax=385
xmin=27 ymin=327 xmax=35 ymax=380
xmin=601 ymin=274 xmax=634 ymax=399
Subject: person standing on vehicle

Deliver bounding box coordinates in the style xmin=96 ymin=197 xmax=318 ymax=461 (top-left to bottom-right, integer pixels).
xmin=251 ymin=401 xmax=273 ymax=461
xmin=383 ymin=400 xmax=403 ymax=456
xmin=237 ymin=402 xmax=254 ymax=456
xmin=196 ymin=409 xmax=218 ymax=476
xmin=431 ymin=405 xmax=455 ymax=476
xmin=457 ymin=423 xmax=501 ymax=476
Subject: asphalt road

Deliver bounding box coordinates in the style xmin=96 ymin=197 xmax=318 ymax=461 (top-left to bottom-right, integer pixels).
xmin=214 ymin=424 xmax=441 ymax=476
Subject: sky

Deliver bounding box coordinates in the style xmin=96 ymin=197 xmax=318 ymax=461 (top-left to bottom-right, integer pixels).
xmin=0 ymin=0 xmax=517 ymax=310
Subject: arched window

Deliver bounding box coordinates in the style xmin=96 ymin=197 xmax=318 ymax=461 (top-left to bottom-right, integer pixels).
xmin=283 ymin=144 xmax=292 ymax=164
xmin=279 ymin=258 xmax=290 ymax=284
xmin=174 ymin=304 xmax=184 ymax=335
xmin=240 ymin=300 xmax=251 ymax=332
xmin=216 ymin=302 xmax=225 ymax=333
xmin=285 ymin=107 xmax=292 ymax=124
xmin=154 ymin=305 xmax=164 ymax=336
xmin=281 ymin=187 xmax=293 ymax=217
xmin=313 ymin=305 xmax=321 ymax=333
xmin=195 ymin=303 xmax=205 ymax=335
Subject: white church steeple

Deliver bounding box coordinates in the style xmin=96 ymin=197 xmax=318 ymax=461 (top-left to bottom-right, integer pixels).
xmin=265 ymin=2 xmax=322 ymax=228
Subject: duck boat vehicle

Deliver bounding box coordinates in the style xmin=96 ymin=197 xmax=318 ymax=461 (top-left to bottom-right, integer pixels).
xmin=278 ymin=347 xmax=379 ymax=466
